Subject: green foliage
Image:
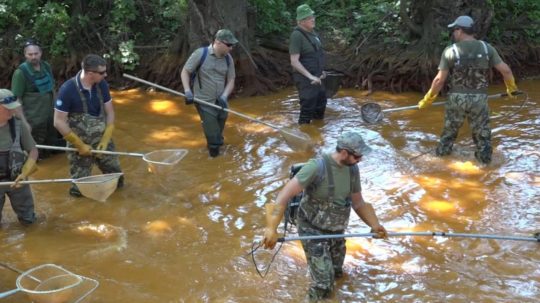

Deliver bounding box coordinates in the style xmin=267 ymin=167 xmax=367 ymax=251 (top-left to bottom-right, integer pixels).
xmin=487 ymin=0 xmax=540 ymax=44
xmin=32 ymin=2 xmax=69 ymax=56
xmin=249 ymin=0 xmax=291 ymax=35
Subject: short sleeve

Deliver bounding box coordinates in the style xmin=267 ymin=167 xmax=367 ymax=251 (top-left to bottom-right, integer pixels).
xmin=294 ymin=158 xmax=320 ymax=188
xmin=183 ymin=48 xmax=205 ymax=73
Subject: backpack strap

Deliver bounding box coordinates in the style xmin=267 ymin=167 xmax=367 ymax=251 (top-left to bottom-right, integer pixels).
xmin=190 ymin=46 xmax=209 ymax=90
xmin=295 ymin=27 xmax=319 ymax=51
xmin=349 ymin=164 xmax=359 ymax=195
xmin=451 ymin=43 xmax=460 ymax=65
xmin=479 ymin=40 xmax=489 ymax=58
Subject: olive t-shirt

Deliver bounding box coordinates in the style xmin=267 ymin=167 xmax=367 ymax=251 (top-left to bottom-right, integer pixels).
xmin=0 ymin=120 xmax=36 ymax=152
xmin=439 ymin=40 xmax=503 ymax=71
xmin=295 ymin=155 xmax=361 ymax=206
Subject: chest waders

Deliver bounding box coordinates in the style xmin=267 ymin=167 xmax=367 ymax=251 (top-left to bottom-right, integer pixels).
xmin=449 ymin=41 xmax=490 ymax=94
xmin=298 ymin=154 xmax=357 ymax=232
xmin=68 ymin=79 xmax=106 ymax=146
xmin=0 ymin=119 xmax=27 ymax=181
xmin=18 ymin=62 xmax=55 ymax=127
xmin=293 ymin=27 xmax=327 ymax=123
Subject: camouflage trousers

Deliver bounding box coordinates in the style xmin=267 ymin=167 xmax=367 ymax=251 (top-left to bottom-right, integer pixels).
xmin=298 ymin=220 xmax=346 ymax=301
xmin=0 ymin=183 xmax=35 ymax=225
xmin=68 ymin=114 xmax=123 ymax=192
xmin=436 ymin=93 xmax=492 ymax=164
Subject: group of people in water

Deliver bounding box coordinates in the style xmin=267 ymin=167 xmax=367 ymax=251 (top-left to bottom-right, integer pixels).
xmin=0 ymin=3 xmax=521 ymax=301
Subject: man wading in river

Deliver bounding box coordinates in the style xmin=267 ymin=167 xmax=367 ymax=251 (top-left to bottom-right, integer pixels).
xmin=262 ymin=130 xmax=387 ymax=301
xmin=418 ymin=15 xmax=519 ymax=164
xmin=181 ymin=29 xmax=237 ymax=158
xmin=290 ymin=4 xmax=328 ymax=124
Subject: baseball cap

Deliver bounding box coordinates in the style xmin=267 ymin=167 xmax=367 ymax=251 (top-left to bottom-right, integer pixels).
xmin=337 ymin=131 xmax=371 ymax=156
xmin=215 ymin=29 xmax=238 ymax=45
xmin=448 ymin=16 xmax=474 ymax=28
xmin=0 ymin=89 xmax=21 ymax=110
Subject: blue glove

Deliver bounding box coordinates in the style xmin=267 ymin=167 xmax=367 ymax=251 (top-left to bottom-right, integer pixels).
xmin=184 ymin=90 xmax=194 ymax=105
xmin=217 ymin=95 xmax=228 ymax=109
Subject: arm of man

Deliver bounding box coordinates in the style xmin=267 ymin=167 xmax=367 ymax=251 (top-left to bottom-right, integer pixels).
xmin=53 ymin=110 xmax=71 ymax=136
xmin=103 ymin=101 xmax=115 ymax=125
xmin=494 ymin=62 xmax=518 ymax=97
xmin=263 ymin=177 xmax=305 ymax=249
xmin=418 ymin=69 xmax=449 ymax=109
xmin=290 ymin=53 xmax=321 ymax=85
xmin=351 ymin=192 xmax=387 ymax=238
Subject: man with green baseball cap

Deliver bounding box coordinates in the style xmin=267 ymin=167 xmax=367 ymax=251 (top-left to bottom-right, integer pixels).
xmin=289 ymin=4 xmax=328 ymax=124
xmin=262 ymin=130 xmax=386 ymax=301
xmin=181 ymin=29 xmax=237 ymax=157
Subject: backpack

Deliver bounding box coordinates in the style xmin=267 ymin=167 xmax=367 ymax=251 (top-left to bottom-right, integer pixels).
xmin=190 ymin=46 xmax=231 ymax=90
xmin=284 ymin=156 xmax=358 ymax=226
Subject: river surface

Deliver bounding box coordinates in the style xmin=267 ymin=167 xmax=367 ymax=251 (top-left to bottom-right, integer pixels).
xmin=1 ymin=80 xmax=539 ymax=302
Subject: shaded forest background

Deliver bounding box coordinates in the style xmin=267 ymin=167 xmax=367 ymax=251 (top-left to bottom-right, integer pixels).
xmin=1 ymin=0 xmax=539 ymax=96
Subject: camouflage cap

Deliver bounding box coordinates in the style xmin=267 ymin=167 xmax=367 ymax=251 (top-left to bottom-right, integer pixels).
xmin=0 ymin=89 xmax=21 ymax=110
xmin=215 ymin=29 xmax=238 ymax=45
xmin=448 ymin=16 xmax=474 ymax=28
xmin=337 ymin=131 xmax=371 ymax=156
xmin=296 ymin=4 xmax=315 ymax=21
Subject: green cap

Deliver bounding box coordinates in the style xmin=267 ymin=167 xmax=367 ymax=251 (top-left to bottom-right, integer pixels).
xmin=296 ymin=4 xmax=314 ymax=21
xmin=215 ymin=29 xmax=238 ymax=45
xmin=337 ymin=131 xmax=371 ymax=156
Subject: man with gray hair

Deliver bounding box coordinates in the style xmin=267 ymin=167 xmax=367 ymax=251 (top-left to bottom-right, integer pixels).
xmin=418 ymin=15 xmax=518 ymax=164
xmin=289 ymin=4 xmax=328 ymax=124
xmin=262 ymin=130 xmax=387 ymax=301
xmin=54 ymin=54 xmax=123 ymax=197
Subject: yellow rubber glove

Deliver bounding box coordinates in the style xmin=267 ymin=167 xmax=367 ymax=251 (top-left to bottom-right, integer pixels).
xmin=262 ymin=203 xmax=286 ymax=249
xmin=64 ymin=132 xmax=92 ymax=156
xmin=504 ymin=77 xmax=518 ymax=99
xmin=12 ymin=158 xmax=37 ymax=188
xmin=97 ymin=124 xmax=114 ymax=151
xmin=418 ymin=88 xmax=438 ymax=109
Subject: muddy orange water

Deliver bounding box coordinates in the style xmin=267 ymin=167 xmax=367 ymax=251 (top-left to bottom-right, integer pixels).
xmin=1 ymin=80 xmax=539 ymax=302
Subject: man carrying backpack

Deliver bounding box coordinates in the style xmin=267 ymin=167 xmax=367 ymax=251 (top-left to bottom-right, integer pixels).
xmin=262 ymin=130 xmax=387 ymax=301
xmin=180 ymin=29 xmax=237 ymax=158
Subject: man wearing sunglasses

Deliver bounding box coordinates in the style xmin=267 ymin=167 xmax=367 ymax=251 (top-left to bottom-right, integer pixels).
xmin=289 ymin=4 xmax=328 ymax=124
xmin=53 ymin=54 xmax=124 ymax=197
xmin=0 ymin=89 xmax=39 ymax=226
xmin=11 ymin=39 xmax=62 ymax=158
xmin=418 ymin=16 xmax=518 ymax=164
xmin=262 ymin=130 xmax=387 ymax=301
xmin=181 ymin=29 xmax=237 ymax=158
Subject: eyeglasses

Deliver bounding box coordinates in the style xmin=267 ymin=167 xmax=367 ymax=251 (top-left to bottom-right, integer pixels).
xmin=345 ymin=149 xmax=362 ymax=160
xmin=1 ymin=96 xmax=18 ymax=105
xmin=88 ymin=70 xmax=107 ymax=75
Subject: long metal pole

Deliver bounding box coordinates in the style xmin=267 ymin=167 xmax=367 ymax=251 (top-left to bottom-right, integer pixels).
xmin=278 ymin=231 xmax=540 ymax=243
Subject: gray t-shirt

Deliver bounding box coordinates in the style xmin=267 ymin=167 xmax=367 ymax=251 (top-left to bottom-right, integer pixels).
xmin=183 ymin=46 xmax=235 ymax=114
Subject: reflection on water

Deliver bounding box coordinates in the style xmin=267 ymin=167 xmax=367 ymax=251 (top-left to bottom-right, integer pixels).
xmin=1 ymin=81 xmax=539 ymax=302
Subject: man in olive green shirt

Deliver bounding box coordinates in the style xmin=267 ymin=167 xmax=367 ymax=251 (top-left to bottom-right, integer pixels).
xmin=289 ymin=4 xmax=327 ymax=124
xmin=11 ymin=39 xmax=61 ymax=158
xmin=263 ymin=130 xmax=387 ymax=301
xmin=0 ymin=89 xmax=39 ymax=226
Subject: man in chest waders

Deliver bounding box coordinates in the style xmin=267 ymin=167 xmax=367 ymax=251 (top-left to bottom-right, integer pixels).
xmin=11 ymin=39 xmax=63 ymax=159
xmin=290 ymin=4 xmax=328 ymax=124
xmin=0 ymin=89 xmax=38 ymax=226
xmin=262 ymin=130 xmax=387 ymax=301
xmin=53 ymin=54 xmax=124 ymax=197
xmin=418 ymin=16 xmax=519 ymax=165
xmin=181 ymin=29 xmax=237 ymax=158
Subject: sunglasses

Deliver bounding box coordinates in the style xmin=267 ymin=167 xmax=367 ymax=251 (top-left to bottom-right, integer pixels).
xmin=88 ymin=70 xmax=107 ymax=75
xmin=1 ymin=96 xmax=18 ymax=104
xmin=345 ymin=149 xmax=362 ymax=160
xmin=220 ymin=40 xmax=235 ymax=48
